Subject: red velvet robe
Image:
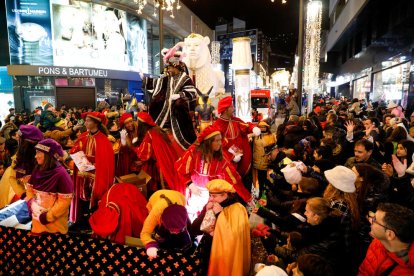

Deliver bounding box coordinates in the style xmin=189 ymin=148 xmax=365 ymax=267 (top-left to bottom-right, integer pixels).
xmin=134 ymin=129 xmax=183 ymax=194
xmin=93 ymin=183 xmax=148 ymax=245
xmin=69 ymin=131 xmax=115 ymax=222
xmin=212 ymin=116 xmax=255 ymax=177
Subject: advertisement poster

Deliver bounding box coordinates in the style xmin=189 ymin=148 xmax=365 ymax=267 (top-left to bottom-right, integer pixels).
xmin=5 ymin=0 xmax=53 ymax=65
xmin=126 ymin=13 xmax=148 ymax=73
xmin=51 ymin=1 xmax=148 ymax=72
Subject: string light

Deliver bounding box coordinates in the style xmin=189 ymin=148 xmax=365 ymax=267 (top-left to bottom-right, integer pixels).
xmin=304 ymin=1 xmax=322 ymax=92
xmin=270 ymin=0 xmax=287 ymax=3
xmin=135 ymin=0 xmax=181 ymax=17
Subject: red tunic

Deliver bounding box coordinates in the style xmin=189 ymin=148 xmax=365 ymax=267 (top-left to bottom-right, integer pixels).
xmin=175 ymin=144 xmax=251 ymax=203
xmin=69 ymin=131 xmax=115 ymax=222
xmin=134 ymin=129 xmax=182 ymax=194
xmin=212 ymin=116 xmax=255 ymax=177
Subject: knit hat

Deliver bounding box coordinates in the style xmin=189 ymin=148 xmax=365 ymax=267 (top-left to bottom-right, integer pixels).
xmin=44 ymin=103 xmax=53 ymax=110
xmin=82 ymin=112 xmax=107 ymax=125
xmin=161 ymin=204 xmax=188 ymax=233
xmin=137 ymin=112 xmax=156 ymax=127
xmin=217 ymin=96 xmax=233 ymax=114
xmin=324 ymin=166 xmax=356 ymax=193
xmin=35 ymin=139 xmax=64 ymax=160
xmin=281 ymin=163 xmax=302 ymax=184
xmin=119 ymin=113 xmax=133 ymax=128
xmin=18 ymin=125 xmax=43 ymax=143
xmin=206 ymin=179 xmax=236 ymax=194
xmin=197 ymin=125 xmax=221 ymax=143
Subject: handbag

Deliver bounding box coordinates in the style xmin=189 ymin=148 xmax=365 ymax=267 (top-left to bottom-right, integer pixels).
xmin=200 ymin=209 xmax=216 ymax=232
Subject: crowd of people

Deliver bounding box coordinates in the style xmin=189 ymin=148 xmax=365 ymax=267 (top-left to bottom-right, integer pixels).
xmin=1 ymin=53 xmax=414 ymax=275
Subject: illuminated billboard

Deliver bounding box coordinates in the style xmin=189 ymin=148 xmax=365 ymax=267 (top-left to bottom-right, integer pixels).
xmin=5 ymin=0 xmax=53 ymax=65
xmin=5 ymin=0 xmax=148 ymax=73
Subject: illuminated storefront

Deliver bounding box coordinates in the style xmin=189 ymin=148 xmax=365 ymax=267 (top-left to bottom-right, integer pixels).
xmin=352 ymin=75 xmax=370 ymax=100
xmin=3 ymin=0 xmax=183 ymax=111
xmin=372 ymin=60 xmax=411 ymax=106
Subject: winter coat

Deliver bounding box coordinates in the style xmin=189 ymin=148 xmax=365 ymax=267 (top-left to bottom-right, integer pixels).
xmin=358 ymin=239 xmax=414 ymax=276
xmin=389 ymin=175 xmax=414 ymax=211
xmin=40 ymin=110 xmax=60 ymax=131
xmin=297 ymin=216 xmax=346 ymax=272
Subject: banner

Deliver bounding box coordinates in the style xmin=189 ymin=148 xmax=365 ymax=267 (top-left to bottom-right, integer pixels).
xmin=5 ymin=0 xmax=53 ymax=65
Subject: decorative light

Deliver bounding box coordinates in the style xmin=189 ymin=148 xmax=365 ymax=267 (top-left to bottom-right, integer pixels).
xmin=270 ymin=0 xmax=287 ymax=3
xmin=135 ymin=0 xmax=181 ymax=18
xmin=304 ymin=0 xmax=322 ymax=92
xmin=211 ymin=41 xmax=221 ymax=65
xmin=304 ymin=0 xmax=322 ymax=113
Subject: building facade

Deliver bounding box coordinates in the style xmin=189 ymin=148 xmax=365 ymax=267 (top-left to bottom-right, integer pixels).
xmin=0 ymin=0 xmax=212 ymax=118
xmin=322 ymin=0 xmax=414 ymax=114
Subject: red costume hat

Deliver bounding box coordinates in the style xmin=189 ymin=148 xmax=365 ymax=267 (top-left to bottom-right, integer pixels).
xmin=197 ymin=125 xmax=221 ymax=143
xmin=89 ymin=201 xmax=120 ymax=238
xmin=217 ymin=96 xmax=233 ymax=114
xmin=119 ymin=112 xmax=133 ymax=128
xmin=82 ymin=112 xmax=107 ymax=125
xmin=137 ymin=112 xmax=156 ymax=127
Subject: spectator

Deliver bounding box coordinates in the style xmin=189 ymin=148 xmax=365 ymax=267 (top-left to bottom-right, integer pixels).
xmin=359 ymin=203 xmax=414 ymax=275
xmin=344 ymin=139 xmax=381 ymax=169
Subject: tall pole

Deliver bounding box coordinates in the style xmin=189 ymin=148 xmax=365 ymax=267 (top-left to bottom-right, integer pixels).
xmin=159 ymin=3 xmax=164 ymax=74
xmin=297 ymin=0 xmax=305 ymax=113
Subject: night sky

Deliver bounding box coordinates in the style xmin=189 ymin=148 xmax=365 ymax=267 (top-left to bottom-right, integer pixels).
xmin=180 ymin=0 xmax=300 ymax=56
xmin=180 ymin=0 xmax=330 ymax=71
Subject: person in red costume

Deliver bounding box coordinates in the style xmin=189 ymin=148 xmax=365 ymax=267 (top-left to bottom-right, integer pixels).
xmin=212 ymin=96 xmax=261 ymax=177
xmin=69 ymin=112 xmax=115 ymax=226
xmin=89 ymin=183 xmax=148 ymax=245
xmin=175 ymin=125 xmax=251 ymax=220
xmin=133 ymin=112 xmax=182 ymax=195
xmin=117 ymin=112 xmax=139 ymax=176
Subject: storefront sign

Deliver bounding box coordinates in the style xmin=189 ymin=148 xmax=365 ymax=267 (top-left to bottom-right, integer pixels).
xmin=7 ymin=65 xmax=140 ymax=81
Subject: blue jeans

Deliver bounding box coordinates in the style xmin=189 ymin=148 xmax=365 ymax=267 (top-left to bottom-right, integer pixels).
xmin=0 ymin=200 xmax=31 ymax=224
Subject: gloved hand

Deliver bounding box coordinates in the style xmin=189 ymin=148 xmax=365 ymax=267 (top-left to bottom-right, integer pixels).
xmin=146 ymin=247 xmax=158 ymax=258
xmin=170 ymin=94 xmax=180 ymax=101
xmin=189 ymin=183 xmax=202 ymax=196
xmin=252 ymin=127 xmax=261 ymax=137
xmin=120 ymin=129 xmax=127 ymax=146
xmin=233 ymin=155 xmax=241 ymax=163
